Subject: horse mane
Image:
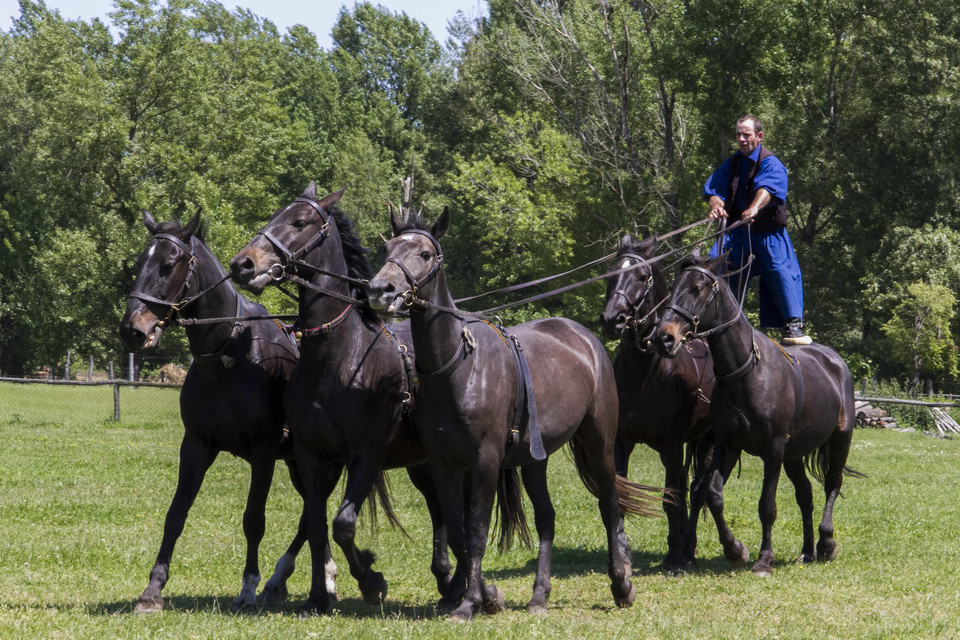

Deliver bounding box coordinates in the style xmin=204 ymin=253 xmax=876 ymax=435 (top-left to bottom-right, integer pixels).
xmin=393 ymin=208 xmax=429 ymax=234
xmin=155 ymin=215 xmax=209 ymax=244
xmin=325 ymin=203 xmax=377 ymax=319
xmin=619 ymin=236 xmax=668 ymax=307
xmin=678 ymin=251 xmax=706 ymax=272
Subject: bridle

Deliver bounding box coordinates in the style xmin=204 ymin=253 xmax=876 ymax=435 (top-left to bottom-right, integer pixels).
xmin=608 ymin=251 xmax=658 ymax=347
xmin=252 ymin=197 xmax=367 ymax=334
xmin=665 ymin=265 xmax=742 ymax=342
xmin=255 ymin=197 xmax=332 ymax=281
xmin=129 ymin=233 xmax=212 ymax=329
xmin=382 ymin=229 xmax=445 ymax=308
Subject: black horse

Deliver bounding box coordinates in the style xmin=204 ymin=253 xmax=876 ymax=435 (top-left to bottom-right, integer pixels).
xmin=229 ymin=183 xmax=455 ymax=616
xmin=120 ymin=210 xmax=336 ymax=613
xmin=599 ymin=234 xmax=716 ymax=570
xmin=367 ymin=208 xmax=663 ymax=621
xmin=656 ymin=251 xmax=858 ymax=576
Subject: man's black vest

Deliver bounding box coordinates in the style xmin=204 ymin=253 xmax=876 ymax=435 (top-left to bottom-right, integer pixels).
xmin=726 ymin=146 xmax=788 ymax=232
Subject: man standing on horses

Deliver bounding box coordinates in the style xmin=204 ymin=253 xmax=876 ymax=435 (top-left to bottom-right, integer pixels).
xmin=705 ymin=114 xmax=811 ymax=345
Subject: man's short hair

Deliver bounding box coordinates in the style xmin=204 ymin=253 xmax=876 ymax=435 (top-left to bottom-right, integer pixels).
xmin=737 ymin=114 xmax=763 ymax=135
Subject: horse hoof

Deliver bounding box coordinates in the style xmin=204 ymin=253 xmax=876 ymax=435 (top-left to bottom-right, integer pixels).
xmin=751 ymin=563 xmax=773 ymax=578
xmin=296 ymin=598 xmax=329 ymax=618
xmin=229 ymin=601 xmax=257 ymax=614
xmin=795 ymin=553 xmax=816 ymax=565
xmin=727 ymin=541 xmax=750 ymax=568
xmin=613 ymin=580 xmax=636 ymax=608
xmin=133 ymin=597 xmax=163 ymax=614
xmin=360 ymin=572 xmax=388 ymax=605
xmin=450 ymin=603 xmax=476 ymax=622
xmin=526 ymin=602 xmax=548 ymax=615
xmin=259 ymin=586 xmax=287 ymax=607
xmin=817 ymin=541 xmax=838 ymax=563
xmin=481 ymin=586 xmax=505 ymax=615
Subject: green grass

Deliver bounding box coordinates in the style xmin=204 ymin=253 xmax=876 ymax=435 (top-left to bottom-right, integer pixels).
xmin=2 ymin=386 xmax=960 ymax=638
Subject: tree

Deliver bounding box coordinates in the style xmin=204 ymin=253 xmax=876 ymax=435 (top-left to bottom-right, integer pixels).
xmin=882 ymin=282 xmax=959 ymax=390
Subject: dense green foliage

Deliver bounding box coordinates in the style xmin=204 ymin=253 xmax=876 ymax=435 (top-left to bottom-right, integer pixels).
xmin=0 ymin=0 xmax=958 ymax=389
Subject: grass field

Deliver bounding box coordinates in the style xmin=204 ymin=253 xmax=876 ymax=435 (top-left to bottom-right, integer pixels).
xmin=2 ymin=382 xmax=960 ymax=639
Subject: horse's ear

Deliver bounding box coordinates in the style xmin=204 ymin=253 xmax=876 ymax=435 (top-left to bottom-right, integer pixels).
xmin=619 ymin=233 xmax=632 ymax=248
xmin=638 ymin=235 xmax=657 ymax=257
xmin=142 ymin=209 xmax=159 ymax=235
xmin=182 ymin=207 xmax=202 ymax=239
xmin=317 ymin=186 xmax=346 ymax=210
xmin=301 ymin=181 xmax=317 ymax=200
xmin=431 ymin=206 xmax=450 ymax=240
xmin=706 ymin=250 xmax=729 ymax=274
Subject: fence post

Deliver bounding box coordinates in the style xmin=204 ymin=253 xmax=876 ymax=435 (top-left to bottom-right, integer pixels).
xmin=65 ymin=350 xmax=71 ymax=381
xmin=109 ymin=361 xmax=114 ymax=380
xmin=113 ymin=383 xmax=121 ymax=421
xmin=128 ymin=353 xmax=135 ymax=382
xmin=47 ymin=366 xmax=53 ymax=380
xmin=88 ymin=355 xmax=94 ymax=381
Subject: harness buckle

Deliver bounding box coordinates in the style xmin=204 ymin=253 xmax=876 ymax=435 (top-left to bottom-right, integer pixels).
xmin=268 ymin=264 xmax=285 ymax=281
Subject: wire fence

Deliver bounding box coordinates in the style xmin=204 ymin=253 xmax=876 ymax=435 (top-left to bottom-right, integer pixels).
xmin=0 ymin=377 xmax=182 ymax=425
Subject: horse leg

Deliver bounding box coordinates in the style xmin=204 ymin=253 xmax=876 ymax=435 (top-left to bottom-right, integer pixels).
xmin=702 ymin=445 xmax=749 ymax=569
xmin=752 ymin=451 xmax=784 ymax=577
xmin=570 ymin=422 xmax=634 ymax=607
xmin=405 ymin=463 xmax=456 ymax=600
xmin=677 ymin=434 xmax=715 ymax=567
xmin=135 ymin=438 xmax=217 ymax=614
xmin=295 ymin=454 xmax=342 ymax=616
xmin=333 ymin=456 xmax=388 ymax=605
xmin=230 ymin=457 xmax=276 ymax=612
xmin=659 ymin=444 xmax=689 ymax=571
xmin=520 ymin=462 xmax=555 ymax=615
xmin=449 ymin=460 xmax=501 ymax=622
xmin=260 ymin=459 xmax=338 ymax=606
xmin=427 ymin=462 xmax=470 ymax=613
xmin=817 ymin=429 xmax=853 ymax=562
xmin=783 ymin=458 xmax=816 ymax=564
xmin=613 ymin=439 xmax=634 ymax=574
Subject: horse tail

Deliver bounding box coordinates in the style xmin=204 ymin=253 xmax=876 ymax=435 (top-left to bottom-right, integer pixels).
xmin=566 ymin=440 xmax=665 ymax=518
xmin=494 ymin=467 xmax=532 ymax=552
xmin=804 ymin=444 xmax=868 ymax=487
xmin=365 ymin=470 xmax=409 ymax=538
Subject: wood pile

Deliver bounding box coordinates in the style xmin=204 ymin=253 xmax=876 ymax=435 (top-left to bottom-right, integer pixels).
xmin=931 ymin=408 xmax=960 ymax=435
xmin=855 ymin=400 xmax=898 ymax=429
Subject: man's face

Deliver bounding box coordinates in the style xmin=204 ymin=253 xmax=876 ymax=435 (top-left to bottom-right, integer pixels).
xmin=736 ymin=120 xmax=762 ymax=155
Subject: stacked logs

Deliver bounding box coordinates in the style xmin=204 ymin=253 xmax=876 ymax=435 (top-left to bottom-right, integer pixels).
xmin=855 ymin=400 xmax=898 ymax=429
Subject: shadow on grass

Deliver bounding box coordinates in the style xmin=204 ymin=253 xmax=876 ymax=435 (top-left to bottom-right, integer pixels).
xmin=87 ymin=595 xmax=448 ymax=620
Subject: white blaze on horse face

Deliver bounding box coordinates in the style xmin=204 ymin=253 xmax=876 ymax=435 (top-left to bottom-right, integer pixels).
xmin=620 ymin=258 xmax=632 ymax=270
xmin=147 ymin=243 xmax=157 ymax=259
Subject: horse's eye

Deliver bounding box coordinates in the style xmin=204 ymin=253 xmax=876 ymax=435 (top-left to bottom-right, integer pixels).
xmin=293 ymin=219 xmax=307 ymax=230
xmin=419 ymin=251 xmax=432 ymax=261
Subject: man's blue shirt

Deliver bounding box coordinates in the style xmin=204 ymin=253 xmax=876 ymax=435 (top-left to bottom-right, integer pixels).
xmin=703 ymin=144 xmax=789 ymax=213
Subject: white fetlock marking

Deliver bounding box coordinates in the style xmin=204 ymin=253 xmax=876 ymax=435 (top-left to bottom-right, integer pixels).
xmin=236 ymin=573 xmax=260 ymax=608
xmin=325 ymin=556 xmax=338 ymax=597
xmin=265 ymin=553 xmax=296 ymax=590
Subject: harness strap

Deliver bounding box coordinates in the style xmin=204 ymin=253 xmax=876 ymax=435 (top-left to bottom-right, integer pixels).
xmin=509 ymin=333 xmax=545 ymax=460
xmin=380 ymin=321 xmax=418 ymax=421
xmin=714 ymin=337 xmax=761 ymax=383
xmin=478 ymin=319 xmax=545 ymax=461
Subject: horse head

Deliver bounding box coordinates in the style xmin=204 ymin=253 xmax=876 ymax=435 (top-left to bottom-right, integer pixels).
xmin=229 ymin=182 xmax=345 ymax=294
xmin=656 ymin=250 xmax=730 ymax=358
xmin=367 ymin=206 xmax=450 ymax=314
xmin=600 ymin=234 xmax=662 ymax=342
xmin=119 ymin=209 xmax=202 ymax=351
